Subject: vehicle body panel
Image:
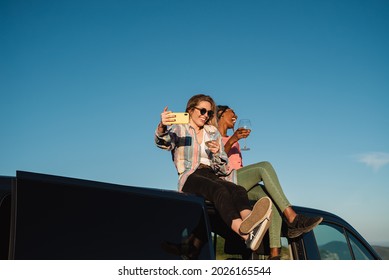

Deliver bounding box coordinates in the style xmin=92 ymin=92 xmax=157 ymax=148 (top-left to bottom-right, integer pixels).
xmin=0 ymin=171 xmax=381 ymax=260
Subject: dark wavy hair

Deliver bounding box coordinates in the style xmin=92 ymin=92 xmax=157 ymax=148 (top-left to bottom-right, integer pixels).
xmin=216 ymin=105 xmax=230 ymax=119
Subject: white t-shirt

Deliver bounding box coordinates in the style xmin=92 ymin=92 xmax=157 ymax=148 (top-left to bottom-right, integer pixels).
xmin=199 ymin=131 xmax=212 ymax=166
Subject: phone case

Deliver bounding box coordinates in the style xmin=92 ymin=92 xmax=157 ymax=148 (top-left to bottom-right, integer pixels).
xmin=170 ymin=112 xmax=189 ymax=124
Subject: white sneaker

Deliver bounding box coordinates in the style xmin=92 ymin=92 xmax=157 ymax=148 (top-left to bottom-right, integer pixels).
xmin=240 ymin=197 xmax=272 ymax=234
xmin=245 ymin=212 xmax=272 ymax=251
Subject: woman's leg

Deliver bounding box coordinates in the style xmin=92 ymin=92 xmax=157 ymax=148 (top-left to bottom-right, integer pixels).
xmin=183 ymin=168 xmax=251 ymax=237
xmin=238 ymin=161 xmax=323 ymax=241
xmin=245 ymin=185 xmax=282 ymax=250
xmin=237 ymin=161 xmax=291 ymax=212
xmin=237 ymin=161 xmax=289 ymax=255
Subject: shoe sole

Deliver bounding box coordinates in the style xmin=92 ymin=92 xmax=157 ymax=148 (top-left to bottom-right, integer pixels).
xmin=240 ymin=197 xmax=272 ymax=234
xmin=249 ymin=213 xmax=272 ymax=251
xmin=288 ymin=217 xmax=323 ymax=238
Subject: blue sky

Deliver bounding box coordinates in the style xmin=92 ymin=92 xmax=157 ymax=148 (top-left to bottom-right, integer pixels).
xmin=1 ymin=0 xmax=388 ymax=245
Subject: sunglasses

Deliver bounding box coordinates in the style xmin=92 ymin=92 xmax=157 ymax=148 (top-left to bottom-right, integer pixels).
xmin=194 ymin=107 xmax=214 ymax=118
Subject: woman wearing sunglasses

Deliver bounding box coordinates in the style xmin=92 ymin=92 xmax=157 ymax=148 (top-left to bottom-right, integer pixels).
xmin=155 ymin=94 xmax=272 ymax=257
xmin=216 ymin=105 xmax=323 ymax=260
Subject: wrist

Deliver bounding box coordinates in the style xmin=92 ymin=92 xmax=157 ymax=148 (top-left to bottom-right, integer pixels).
xmin=231 ymin=134 xmax=239 ymax=143
xmin=158 ymin=122 xmax=167 ymax=134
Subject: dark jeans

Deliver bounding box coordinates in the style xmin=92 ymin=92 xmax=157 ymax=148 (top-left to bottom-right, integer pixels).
xmin=182 ymin=167 xmax=251 ymax=227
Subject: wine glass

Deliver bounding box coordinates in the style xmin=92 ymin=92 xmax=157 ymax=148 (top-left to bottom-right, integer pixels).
xmin=237 ymin=119 xmax=251 ymax=151
xmin=205 ymin=130 xmax=217 ymax=148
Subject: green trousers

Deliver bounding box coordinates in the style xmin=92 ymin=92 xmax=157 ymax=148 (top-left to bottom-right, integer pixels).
xmin=237 ymin=161 xmax=291 ymax=248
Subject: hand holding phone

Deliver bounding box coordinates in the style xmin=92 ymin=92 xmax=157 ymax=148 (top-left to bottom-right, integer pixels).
xmin=160 ymin=107 xmax=189 ymax=126
xmin=168 ymin=112 xmax=189 ymax=124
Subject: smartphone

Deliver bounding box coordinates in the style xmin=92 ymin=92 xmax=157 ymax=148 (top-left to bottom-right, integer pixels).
xmin=169 ymin=112 xmax=189 ymax=124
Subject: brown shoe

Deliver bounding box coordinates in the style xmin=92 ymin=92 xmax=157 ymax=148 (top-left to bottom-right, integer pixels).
xmin=286 ymin=214 xmax=323 ymax=238
xmin=240 ymin=197 xmax=272 ymax=234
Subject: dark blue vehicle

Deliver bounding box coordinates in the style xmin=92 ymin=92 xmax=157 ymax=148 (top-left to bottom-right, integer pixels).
xmin=0 ymin=171 xmax=381 ymax=260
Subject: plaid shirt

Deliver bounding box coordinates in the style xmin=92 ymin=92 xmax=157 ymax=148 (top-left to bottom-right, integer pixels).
xmin=155 ymin=124 xmax=236 ymax=191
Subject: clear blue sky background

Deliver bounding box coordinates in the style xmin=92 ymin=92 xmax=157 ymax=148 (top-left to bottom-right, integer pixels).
xmin=1 ymin=0 xmax=388 ymax=245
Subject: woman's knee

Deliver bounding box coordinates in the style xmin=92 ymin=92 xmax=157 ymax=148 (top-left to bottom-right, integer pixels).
xmin=259 ymin=161 xmax=273 ymax=170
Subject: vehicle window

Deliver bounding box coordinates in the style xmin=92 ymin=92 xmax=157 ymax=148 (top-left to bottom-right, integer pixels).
xmin=348 ymin=232 xmax=376 ymax=260
xmin=313 ymin=223 xmax=352 ymax=260
xmin=215 ymin=236 xmax=293 ymax=260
